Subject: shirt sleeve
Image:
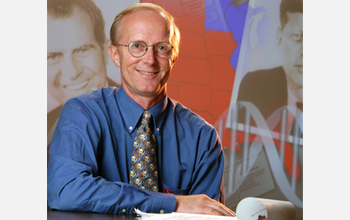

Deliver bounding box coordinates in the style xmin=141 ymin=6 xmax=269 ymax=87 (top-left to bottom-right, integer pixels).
xmin=188 ymin=126 xmax=225 ymax=203
xmin=47 ymin=98 xmax=176 ymax=214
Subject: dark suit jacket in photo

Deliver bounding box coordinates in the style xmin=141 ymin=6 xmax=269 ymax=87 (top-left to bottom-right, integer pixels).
xmin=236 ymin=66 xmax=288 ymax=122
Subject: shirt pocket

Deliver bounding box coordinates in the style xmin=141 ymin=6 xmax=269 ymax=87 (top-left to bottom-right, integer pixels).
xmin=161 ymin=182 xmax=190 ymax=195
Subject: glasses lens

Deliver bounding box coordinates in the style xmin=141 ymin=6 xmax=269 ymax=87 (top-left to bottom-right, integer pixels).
xmin=154 ymin=42 xmax=173 ymax=58
xmin=127 ymin=41 xmax=173 ymax=58
xmin=129 ymin=41 xmax=147 ymax=57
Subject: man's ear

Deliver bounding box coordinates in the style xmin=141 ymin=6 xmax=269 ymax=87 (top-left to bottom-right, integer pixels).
xmin=108 ymin=44 xmax=120 ymax=67
xmin=171 ymin=55 xmax=178 ymax=64
xmin=276 ymin=27 xmax=283 ymax=47
xmin=103 ymin=39 xmax=110 ymax=65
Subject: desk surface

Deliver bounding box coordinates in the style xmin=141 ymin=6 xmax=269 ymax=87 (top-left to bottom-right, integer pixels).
xmin=47 ymin=209 xmax=138 ymax=220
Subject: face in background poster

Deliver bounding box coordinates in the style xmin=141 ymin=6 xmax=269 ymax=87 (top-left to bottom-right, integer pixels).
xmin=224 ymin=0 xmax=303 ymax=219
xmin=47 ymin=0 xmax=139 ymax=146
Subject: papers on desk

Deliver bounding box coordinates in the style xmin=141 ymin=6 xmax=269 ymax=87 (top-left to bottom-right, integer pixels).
xmin=134 ymin=209 xmax=237 ymax=220
xmin=135 ymin=197 xmax=296 ymax=220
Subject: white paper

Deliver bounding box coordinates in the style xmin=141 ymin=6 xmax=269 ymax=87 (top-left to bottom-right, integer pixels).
xmin=134 ymin=209 xmax=237 ymax=220
xmin=134 ymin=208 xmax=160 ymax=218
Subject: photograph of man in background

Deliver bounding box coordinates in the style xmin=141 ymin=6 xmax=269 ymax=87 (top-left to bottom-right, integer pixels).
xmin=225 ymin=0 xmax=303 ymax=218
xmin=47 ymin=0 xmax=119 ymax=145
xmin=236 ymin=0 xmax=303 ymax=123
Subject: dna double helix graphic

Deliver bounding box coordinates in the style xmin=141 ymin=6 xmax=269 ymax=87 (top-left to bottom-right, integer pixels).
xmin=215 ymin=101 xmax=303 ymax=208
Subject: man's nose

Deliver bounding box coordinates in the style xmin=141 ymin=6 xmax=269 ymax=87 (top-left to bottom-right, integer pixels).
xmin=62 ymin=56 xmax=83 ymax=80
xmin=142 ymin=47 xmax=158 ymax=65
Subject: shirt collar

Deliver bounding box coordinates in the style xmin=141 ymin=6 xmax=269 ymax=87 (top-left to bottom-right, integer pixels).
xmin=116 ymin=86 xmax=168 ymax=134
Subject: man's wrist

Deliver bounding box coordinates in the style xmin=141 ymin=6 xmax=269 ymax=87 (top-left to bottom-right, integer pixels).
xmin=149 ymin=191 xmax=176 ymax=213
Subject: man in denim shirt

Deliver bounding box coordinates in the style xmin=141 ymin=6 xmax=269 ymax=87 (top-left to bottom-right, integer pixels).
xmin=48 ymin=3 xmax=235 ymax=217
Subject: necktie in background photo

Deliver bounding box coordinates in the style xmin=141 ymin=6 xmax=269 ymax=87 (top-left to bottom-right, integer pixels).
xmin=130 ymin=111 xmax=159 ymax=192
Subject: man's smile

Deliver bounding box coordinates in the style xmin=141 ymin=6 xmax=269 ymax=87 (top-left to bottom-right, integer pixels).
xmin=63 ymin=77 xmax=91 ymax=91
xmin=137 ymin=70 xmax=159 ymax=76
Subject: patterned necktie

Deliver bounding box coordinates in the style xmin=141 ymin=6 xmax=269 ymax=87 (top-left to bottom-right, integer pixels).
xmin=129 ymin=111 xmax=159 ymax=192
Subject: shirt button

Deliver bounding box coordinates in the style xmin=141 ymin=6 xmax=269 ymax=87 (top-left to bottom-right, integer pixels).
xmin=129 ymin=126 xmax=133 ymax=130
xmin=122 ymin=208 xmax=126 ymax=213
xmin=156 ymin=128 xmax=160 ymax=132
xmin=160 ymin=209 xmax=164 ymax=214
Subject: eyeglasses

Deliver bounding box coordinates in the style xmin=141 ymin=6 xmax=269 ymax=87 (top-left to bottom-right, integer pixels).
xmin=117 ymin=41 xmax=173 ymax=59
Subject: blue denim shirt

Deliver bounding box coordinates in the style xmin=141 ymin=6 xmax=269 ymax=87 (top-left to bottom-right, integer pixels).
xmin=47 ymin=86 xmax=224 ymax=214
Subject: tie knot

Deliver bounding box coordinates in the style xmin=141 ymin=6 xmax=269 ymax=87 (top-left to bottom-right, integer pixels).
xmin=141 ymin=111 xmax=152 ymax=125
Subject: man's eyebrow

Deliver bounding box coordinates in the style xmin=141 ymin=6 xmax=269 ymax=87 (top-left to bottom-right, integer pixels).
xmin=47 ymin=51 xmax=62 ymax=55
xmin=74 ymin=43 xmax=97 ymax=51
xmin=47 ymin=51 xmax=63 ymax=58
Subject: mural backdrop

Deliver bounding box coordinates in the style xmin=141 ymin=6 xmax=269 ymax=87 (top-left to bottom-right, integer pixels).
xmin=47 ymin=0 xmax=303 ymax=219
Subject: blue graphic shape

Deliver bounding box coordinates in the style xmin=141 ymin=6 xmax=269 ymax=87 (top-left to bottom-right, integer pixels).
xmin=204 ymin=0 xmax=248 ymax=70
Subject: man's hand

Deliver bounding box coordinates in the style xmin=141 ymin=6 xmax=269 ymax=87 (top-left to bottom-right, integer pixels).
xmin=174 ymin=194 xmax=236 ymax=217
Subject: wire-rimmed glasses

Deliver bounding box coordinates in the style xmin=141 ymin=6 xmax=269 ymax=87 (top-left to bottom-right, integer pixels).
xmin=117 ymin=41 xmax=173 ymax=59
